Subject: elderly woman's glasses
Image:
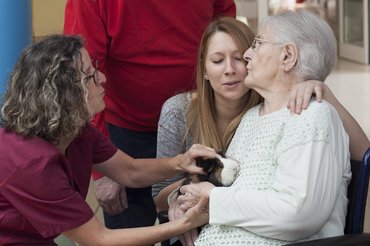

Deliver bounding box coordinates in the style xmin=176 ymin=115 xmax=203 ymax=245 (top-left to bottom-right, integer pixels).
xmin=251 ymin=37 xmax=281 ymax=51
xmin=76 ymin=59 xmax=99 ymax=85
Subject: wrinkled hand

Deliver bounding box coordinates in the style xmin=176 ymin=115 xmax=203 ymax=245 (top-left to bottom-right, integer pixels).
xmin=178 ymin=182 xmax=214 ymax=211
xmin=168 ymin=199 xmax=197 ymax=246
xmin=288 ymin=80 xmax=328 ymax=114
xmin=178 ymin=144 xmax=218 ymax=174
xmin=93 ymin=176 xmax=128 ymax=215
xmin=169 ymin=197 xmax=209 ymax=246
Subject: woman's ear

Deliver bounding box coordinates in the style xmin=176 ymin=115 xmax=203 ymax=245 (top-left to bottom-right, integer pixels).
xmin=281 ymin=43 xmax=298 ymax=72
xmin=204 ymin=70 xmax=209 ymax=80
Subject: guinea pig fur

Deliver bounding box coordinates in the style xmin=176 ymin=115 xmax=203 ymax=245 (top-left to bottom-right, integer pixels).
xmin=183 ymin=154 xmax=240 ymax=187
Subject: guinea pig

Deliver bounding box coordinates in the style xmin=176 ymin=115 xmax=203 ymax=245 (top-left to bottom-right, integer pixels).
xmin=182 ymin=154 xmax=240 ymax=188
xmin=162 ymin=154 xmax=240 ymax=238
xmin=165 ymin=154 xmax=240 ymax=207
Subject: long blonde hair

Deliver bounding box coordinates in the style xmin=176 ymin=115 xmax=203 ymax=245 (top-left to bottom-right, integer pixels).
xmin=186 ymin=17 xmax=262 ymax=153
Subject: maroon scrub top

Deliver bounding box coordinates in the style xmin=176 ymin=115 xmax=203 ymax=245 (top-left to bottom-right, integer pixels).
xmin=0 ymin=124 xmax=117 ymax=245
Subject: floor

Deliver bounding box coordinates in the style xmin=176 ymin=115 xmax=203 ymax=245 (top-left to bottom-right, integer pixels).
xmin=57 ymin=57 xmax=370 ymax=245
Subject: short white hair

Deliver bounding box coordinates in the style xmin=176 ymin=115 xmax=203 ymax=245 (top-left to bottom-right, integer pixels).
xmin=260 ymin=9 xmax=337 ymax=81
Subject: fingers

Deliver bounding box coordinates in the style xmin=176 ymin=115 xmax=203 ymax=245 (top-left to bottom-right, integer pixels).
xmin=189 ymin=144 xmax=217 ymax=159
xmin=178 ymin=185 xmax=198 ymax=210
xmin=293 ymin=84 xmax=313 ymax=114
xmin=179 ymin=184 xmax=190 ymax=194
xmin=178 ymin=194 xmax=196 ymax=211
xmin=179 ymin=234 xmax=188 ymax=246
xmin=185 ymin=197 xmax=209 ymax=229
xmin=300 ymin=85 xmax=314 ymax=111
xmin=181 ymin=232 xmax=195 ymax=246
xmin=179 ymin=235 xmax=186 ymax=246
xmin=93 ymin=177 xmax=126 ymax=215
xmin=181 ymin=144 xmax=218 ymax=175
xmin=179 ymin=182 xmax=214 ymax=200
xmin=173 ymin=196 xmax=209 ymax=246
xmin=314 ymin=83 xmax=323 ymax=102
xmin=181 ymin=155 xmax=206 ymax=175
xmin=168 ymin=199 xmax=186 ymax=221
xmin=179 ymin=189 xmax=209 ymax=214
xmin=186 ymin=165 xmax=205 ymax=175
xmin=288 ymin=86 xmax=298 ymax=114
xmin=119 ymin=188 xmax=128 ymax=209
xmin=193 ymin=143 xmax=215 ymax=152
xmin=288 ymin=83 xmax=314 ymax=114
xmin=189 ymin=196 xmax=209 ymax=215
xmin=99 ymin=197 xmax=125 ymax=215
xmin=289 ymin=80 xmax=326 ymax=114
xmin=190 ymin=228 xmax=199 ymax=244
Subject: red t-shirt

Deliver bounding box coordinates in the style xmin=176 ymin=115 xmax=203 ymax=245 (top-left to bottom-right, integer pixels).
xmin=64 ymin=0 xmax=236 ymax=132
xmin=64 ymin=0 xmax=236 ymax=181
xmin=0 ymin=125 xmax=117 ymax=245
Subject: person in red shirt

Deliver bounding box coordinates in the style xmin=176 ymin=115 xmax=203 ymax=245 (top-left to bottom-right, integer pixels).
xmin=0 ymin=35 xmax=214 ymax=245
xmin=63 ymin=0 xmax=237 ymax=231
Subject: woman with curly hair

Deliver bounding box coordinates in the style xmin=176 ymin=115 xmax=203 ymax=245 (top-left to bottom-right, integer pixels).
xmin=0 ymin=35 xmax=214 ymax=245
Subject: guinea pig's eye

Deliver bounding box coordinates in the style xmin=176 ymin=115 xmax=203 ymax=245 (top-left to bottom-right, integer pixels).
xmin=207 ymin=164 xmax=215 ymax=172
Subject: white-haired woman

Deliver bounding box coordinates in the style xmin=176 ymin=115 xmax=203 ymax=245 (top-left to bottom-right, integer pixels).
xmin=176 ymin=10 xmax=368 ymax=245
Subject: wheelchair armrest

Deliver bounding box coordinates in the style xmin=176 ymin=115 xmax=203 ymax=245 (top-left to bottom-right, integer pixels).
xmin=285 ymin=233 xmax=370 ymax=246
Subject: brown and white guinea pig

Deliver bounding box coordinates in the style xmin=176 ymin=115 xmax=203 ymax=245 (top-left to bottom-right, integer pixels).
xmin=182 ymin=153 xmax=240 ymax=187
xmin=160 ymin=154 xmax=240 ymax=226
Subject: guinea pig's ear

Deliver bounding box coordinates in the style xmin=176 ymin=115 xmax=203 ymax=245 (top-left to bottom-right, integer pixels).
xmin=196 ymin=157 xmax=214 ymax=173
xmin=217 ymin=151 xmax=226 ymax=158
xmin=213 ymin=157 xmax=224 ymax=168
xmin=205 ymin=159 xmax=216 ymax=173
xmin=195 ymin=157 xmax=203 ymax=167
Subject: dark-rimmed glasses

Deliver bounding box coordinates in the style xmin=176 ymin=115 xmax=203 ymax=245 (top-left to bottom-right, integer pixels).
xmin=76 ymin=59 xmax=99 ymax=85
xmin=251 ymin=37 xmax=282 ymax=51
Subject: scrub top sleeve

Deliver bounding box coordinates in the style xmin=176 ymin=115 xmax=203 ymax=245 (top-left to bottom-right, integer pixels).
xmin=91 ymin=125 xmax=118 ymax=164
xmin=1 ymin=154 xmax=94 ymax=238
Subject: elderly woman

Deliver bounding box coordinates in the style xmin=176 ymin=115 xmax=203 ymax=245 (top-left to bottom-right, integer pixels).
xmin=0 ymin=35 xmax=215 ymax=245
xmin=177 ymin=10 xmax=354 ymax=245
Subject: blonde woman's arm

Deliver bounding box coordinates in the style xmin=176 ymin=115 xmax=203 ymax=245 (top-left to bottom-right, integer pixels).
xmin=288 ymin=81 xmax=369 ymax=160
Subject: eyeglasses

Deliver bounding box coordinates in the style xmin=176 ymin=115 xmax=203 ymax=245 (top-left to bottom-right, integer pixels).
xmin=76 ymin=59 xmax=99 ymax=85
xmin=251 ymin=37 xmax=282 ymax=51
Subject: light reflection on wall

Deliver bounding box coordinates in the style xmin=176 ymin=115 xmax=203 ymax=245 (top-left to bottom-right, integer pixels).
xmin=269 ymin=0 xmax=297 ymax=14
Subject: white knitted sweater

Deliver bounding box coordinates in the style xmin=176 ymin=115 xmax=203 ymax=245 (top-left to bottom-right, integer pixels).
xmin=196 ymin=101 xmax=351 ymax=246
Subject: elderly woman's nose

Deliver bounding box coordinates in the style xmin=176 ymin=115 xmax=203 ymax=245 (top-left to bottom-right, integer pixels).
xmin=98 ymin=71 xmax=107 ymax=85
xmin=243 ymin=48 xmax=252 ymax=62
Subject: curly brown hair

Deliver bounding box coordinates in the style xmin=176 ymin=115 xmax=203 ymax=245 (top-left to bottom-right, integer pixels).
xmin=1 ymin=35 xmax=91 ymax=144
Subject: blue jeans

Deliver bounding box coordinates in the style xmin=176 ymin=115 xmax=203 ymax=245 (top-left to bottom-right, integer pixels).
xmin=104 ymin=123 xmax=157 ymax=229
